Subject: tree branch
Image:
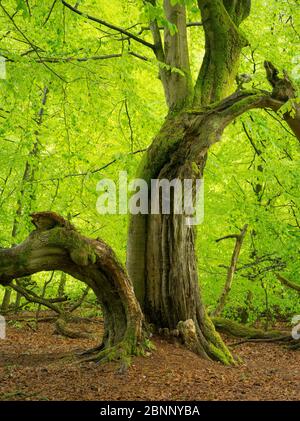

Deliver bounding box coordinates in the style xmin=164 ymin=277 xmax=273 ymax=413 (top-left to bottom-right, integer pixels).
xmin=276 ymin=274 xmax=300 ymax=293
xmin=0 ymin=212 xmax=146 ymax=361
xmin=4 ymin=52 xmax=150 ymax=64
xmin=0 ymin=3 xmax=65 ymax=81
xmin=204 ymin=88 xmax=300 ymax=144
xmin=264 ymin=61 xmax=300 ymax=140
xmin=212 ymin=224 xmax=248 ymax=317
xmin=61 ymin=1 xmax=155 ymax=50
xmin=194 ymin=0 xmax=251 ymax=106
xmin=44 ymin=0 xmax=58 ymax=26
xmin=139 ymin=21 xmax=203 ymax=33
xmin=160 ymin=0 xmax=192 ymax=110
xmin=144 ymin=0 xmax=165 ymax=63
xmin=216 ymin=233 xmax=240 ymax=242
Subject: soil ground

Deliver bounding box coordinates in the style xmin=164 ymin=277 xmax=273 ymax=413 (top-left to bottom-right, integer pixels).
xmin=0 ymin=314 xmax=299 ymax=401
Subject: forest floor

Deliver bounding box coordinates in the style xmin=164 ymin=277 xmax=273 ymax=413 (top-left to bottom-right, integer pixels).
xmin=0 ymin=313 xmax=299 ymax=401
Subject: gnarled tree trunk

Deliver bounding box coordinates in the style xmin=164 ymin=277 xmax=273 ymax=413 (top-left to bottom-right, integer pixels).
xmin=127 ymin=0 xmax=253 ymax=364
xmin=0 ymin=215 xmax=146 ymax=364
xmin=127 ymin=88 xmax=300 ymax=364
xmin=127 ymin=0 xmax=299 ymax=364
xmin=1 ymin=1 xmax=299 ymax=367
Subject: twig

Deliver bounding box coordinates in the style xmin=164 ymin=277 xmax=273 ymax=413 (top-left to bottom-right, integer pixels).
xmin=43 ymin=0 xmax=58 ymax=25
xmin=61 ymin=1 xmax=155 ymax=50
xmin=0 ymin=3 xmax=65 ymax=81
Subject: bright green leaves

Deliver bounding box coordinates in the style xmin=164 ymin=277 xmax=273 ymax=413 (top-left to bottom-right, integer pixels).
xmin=170 ymin=0 xmax=197 ymax=7
xmin=143 ymin=1 xmax=178 ymax=35
xmin=0 ymin=0 xmax=299 ymax=323
xmin=16 ymin=0 xmax=30 ymax=17
xmin=156 ymin=59 xmax=185 ymax=76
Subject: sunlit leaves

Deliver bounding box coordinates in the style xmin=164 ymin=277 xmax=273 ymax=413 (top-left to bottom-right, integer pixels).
xmin=0 ymin=0 xmax=299 ymax=319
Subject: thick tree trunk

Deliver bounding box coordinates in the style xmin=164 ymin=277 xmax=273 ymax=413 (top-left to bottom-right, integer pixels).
xmin=145 ymin=155 xmax=234 ymax=362
xmin=127 ymin=84 xmax=300 ymax=363
xmin=128 ymin=110 xmax=236 ymax=363
xmin=128 ymin=0 xmax=255 ymax=364
xmin=0 ymin=215 xmax=146 ymax=364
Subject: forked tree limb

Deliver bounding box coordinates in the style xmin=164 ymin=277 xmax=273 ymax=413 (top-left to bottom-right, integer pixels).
xmin=212 ymin=224 xmax=248 ymax=317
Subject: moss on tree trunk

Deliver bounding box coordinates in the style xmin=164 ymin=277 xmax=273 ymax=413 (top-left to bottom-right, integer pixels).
xmin=0 ymin=218 xmax=148 ymax=365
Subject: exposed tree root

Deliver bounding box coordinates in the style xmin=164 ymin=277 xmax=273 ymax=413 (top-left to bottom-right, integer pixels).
xmin=54 ymin=317 xmax=94 ymax=339
xmin=78 ymin=336 xmax=153 ymax=370
xmin=77 ymin=343 xmax=105 ymax=357
xmin=213 ymin=317 xmax=286 ymax=339
xmin=177 ymin=318 xmax=237 ymax=365
xmin=213 ymin=317 xmax=299 ymax=349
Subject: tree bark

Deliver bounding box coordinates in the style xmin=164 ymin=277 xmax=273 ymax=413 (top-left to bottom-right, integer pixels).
xmin=127 ymin=0 xmax=252 ymax=364
xmin=127 ymin=0 xmax=299 ymax=365
xmin=194 ymin=0 xmax=250 ymax=106
xmin=127 ymin=85 xmax=300 ymax=363
xmin=1 ymin=287 xmax=12 ymax=312
xmin=0 ymin=215 xmax=146 ymax=364
xmin=212 ymin=224 xmax=248 ymax=317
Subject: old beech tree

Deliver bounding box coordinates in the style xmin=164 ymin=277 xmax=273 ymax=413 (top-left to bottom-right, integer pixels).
xmin=0 ymin=0 xmax=299 ymax=364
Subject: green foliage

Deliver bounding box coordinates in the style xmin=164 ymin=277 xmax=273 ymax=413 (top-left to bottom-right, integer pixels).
xmin=0 ymin=0 xmax=299 ymax=324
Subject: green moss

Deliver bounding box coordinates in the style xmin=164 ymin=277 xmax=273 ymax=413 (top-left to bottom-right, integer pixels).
xmin=208 ymin=343 xmax=234 ymax=365
xmin=213 ymin=317 xmax=285 ymax=339
xmin=46 ymin=227 xmax=97 ymax=267
xmin=194 ymin=0 xmax=250 ymax=106
xmin=139 ymin=114 xmax=186 ymax=182
xmin=202 ymin=312 xmax=236 ymax=365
